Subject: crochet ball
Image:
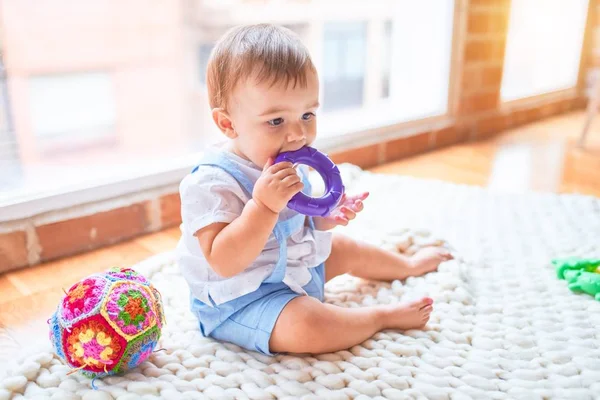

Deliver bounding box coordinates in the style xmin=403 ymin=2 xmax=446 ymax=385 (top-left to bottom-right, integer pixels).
xmin=48 ymin=268 xmax=165 ymax=378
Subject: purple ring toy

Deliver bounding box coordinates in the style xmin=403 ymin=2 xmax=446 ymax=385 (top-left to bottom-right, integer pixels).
xmin=275 ymin=146 xmax=344 ymax=217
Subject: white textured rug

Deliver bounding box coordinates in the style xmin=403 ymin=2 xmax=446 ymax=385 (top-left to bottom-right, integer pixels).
xmin=2 ymin=165 xmax=600 ymax=400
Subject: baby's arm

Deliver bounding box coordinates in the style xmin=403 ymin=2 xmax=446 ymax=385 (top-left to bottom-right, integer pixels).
xmin=195 ymin=200 xmax=277 ymax=278
xmin=195 ymin=159 xmax=302 ymax=278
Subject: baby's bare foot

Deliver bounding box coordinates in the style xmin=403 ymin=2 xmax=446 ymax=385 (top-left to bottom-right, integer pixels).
xmin=381 ymin=297 xmax=433 ymax=330
xmin=409 ymin=247 xmax=453 ymax=276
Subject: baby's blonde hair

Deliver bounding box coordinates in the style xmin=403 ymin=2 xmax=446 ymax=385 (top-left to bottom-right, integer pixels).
xmin=206 ymin=24 xmax=316 ymax=110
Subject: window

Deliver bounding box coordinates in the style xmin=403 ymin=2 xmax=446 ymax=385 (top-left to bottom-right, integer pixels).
xmin=501 ymin=0 xmax=589 ymax=101
xmin=199 ymin=44 xmax=214 ymax=84
xmin=29 ymin=72 xmax=116 ymax=153
xmin=387 ymin=1 xmax=453 ymax=120
xmin=381 ymin=20 xmax=393 ymax=99
xmin=318 ymin=2 xmax=454 ymax=137
xmin=322 ymin=22 xmax=367 ymax=112
xmin=0 ymin=1 xmax=455 ymax=214
xmin=0 ymin=58 xmax=20 ymax=190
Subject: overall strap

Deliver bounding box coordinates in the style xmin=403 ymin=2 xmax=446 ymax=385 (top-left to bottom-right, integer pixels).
xmin=264 ymin=213 xmax=305 ymax=283
xmin=265 ymin=166 xmax=315 ymax=282
xmin=193 ymin=152 xmax=255 ymax=196
xmin=192 ymin=151 xmax=307 ymax=283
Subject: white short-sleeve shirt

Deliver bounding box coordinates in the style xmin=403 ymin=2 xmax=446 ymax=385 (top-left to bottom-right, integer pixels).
xmin=176 ymin=146 xmax=333 ymax=306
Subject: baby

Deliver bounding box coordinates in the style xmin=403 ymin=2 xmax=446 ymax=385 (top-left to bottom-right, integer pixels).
xmin=176 ymin=24 xmax=453 ymax=356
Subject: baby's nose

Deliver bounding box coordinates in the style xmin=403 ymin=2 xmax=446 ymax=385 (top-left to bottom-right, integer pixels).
xmin=287 ymin=124 xmax=306 ymax=142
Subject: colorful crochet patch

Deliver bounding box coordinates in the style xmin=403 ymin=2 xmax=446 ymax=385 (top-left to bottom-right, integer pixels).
xmin=48 ymin=312 xmax=64 ymax=359
xmin=113 ymin=326 xmax=161 ymax=374
xmin=106 ymin=267 xmax=150 ymax=286
xmin=150 ymin=286 xmax=166 ymax=329
xmin=60 ymin=276 xmax=108 ymax=325
xmin=62 ymin=314 xmax=127 ymax=374
xmin=101 ymin=282 xmax=157 ymax=340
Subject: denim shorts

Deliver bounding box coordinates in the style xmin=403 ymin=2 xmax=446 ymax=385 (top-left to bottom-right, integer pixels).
xmin=190 ymin=263 xmax=325 ymax=355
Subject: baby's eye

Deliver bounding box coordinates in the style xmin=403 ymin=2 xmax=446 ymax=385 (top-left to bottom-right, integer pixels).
xmin=268 ymin=118 xmax=284 ymax=127
xmin=302 ymin=112 xmax=315 ymax=121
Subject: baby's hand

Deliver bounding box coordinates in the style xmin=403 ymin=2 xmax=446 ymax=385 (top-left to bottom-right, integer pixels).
xmin=314 ymin=192 xmax=369 ymax=230
xmin=253 ymin=158 xmax=303 ymax=214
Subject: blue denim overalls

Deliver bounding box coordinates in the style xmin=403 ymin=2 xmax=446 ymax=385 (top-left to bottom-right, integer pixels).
xmin=189 ymin=151 xmax=326 ymax=355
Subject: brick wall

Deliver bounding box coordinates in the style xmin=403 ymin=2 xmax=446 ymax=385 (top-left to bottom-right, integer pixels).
xmin=0 ymin=0 xmax=595 ymax=273
xmin=586 ymin=0 xmax=600 ymax=83
xmin=0 ymin=189 xmax=182 ymax=272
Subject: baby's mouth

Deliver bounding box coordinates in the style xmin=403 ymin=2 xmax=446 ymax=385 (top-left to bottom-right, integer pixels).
xmin=284 ymin=143 xmax=308 ymax=153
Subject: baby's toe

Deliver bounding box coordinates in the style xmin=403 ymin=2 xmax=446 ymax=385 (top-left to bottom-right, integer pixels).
xmin=412 ymin=297 xmax=433 ymax=309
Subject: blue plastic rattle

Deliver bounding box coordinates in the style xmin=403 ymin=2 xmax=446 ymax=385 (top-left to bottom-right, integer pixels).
xmin=275 ymin=146 xmax=344 ymax=217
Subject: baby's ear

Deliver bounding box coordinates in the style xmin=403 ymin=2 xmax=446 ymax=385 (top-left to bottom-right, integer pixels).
xmin=212 ymin=108 xmax=237 ymax=139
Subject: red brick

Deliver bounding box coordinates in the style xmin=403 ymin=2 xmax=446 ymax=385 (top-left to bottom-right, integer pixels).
xmin=470 ymin=0 xmax=510 ymax=9
xmin=329 ymin=143 xmax=381 ymax=169
xmin=510 ymin=107 xmax=542 ymax=127
xmin=462 ymin=66 xmax=482 ymax=94
xmin=591 ymin=52 xmax=600 ymax=67
xmin=526 ymin=107 xmax=543 ymax=122
xmin=558 ymin=98 xmax=574 ymax=112
xmin=539 ymin=102 xmax=562 ymax=118
xmin=510 ymin=109 xmax=526 ymax=127
xmin=384 ymin=132 xmax=431 ymax=162
xmin=432 ymin=126 xmax=469 ymax=148
xmin=0 ymin=231 xmax=28 ymax=272
xmin=556 ymin=100 xmax=572 ymax=114
xmin=467 ymin=11 xmax=489 ymax=34
xmin=573 ymin=96 xmax=588 ymax=109
xmin=464 ymin=38 xmax=505 ymax=64
xmin=467 ymin=10 xmax=509 ymax=35
xmin=490 ymin=10 xmax=509 ymax=34
xmin=459 ymin=91 xmax=499 ymax=114
xmin=503 ymin=112 xmax=516 ymax=130
xmin=37 ymin=202 xmax=150 ymax=262
xmin=474 ymin=113 xmax=508 ymax=138
xmin=594 ymin=27 xmax=600 ymax=47
xmin=481 ymin=65 xmax=504 ymax=88
xmin=160 ymin=193 xmax=182 ymax=228
xmin=491 ymin=38 xmax=507 ymax=61
xmin=464 ymin=40 xmax=488 ymax=63
xmin=458 ymin=121 xmax=476 ymax=141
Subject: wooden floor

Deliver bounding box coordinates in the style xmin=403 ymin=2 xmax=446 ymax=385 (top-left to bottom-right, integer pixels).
xmin=371 ymin=111 xmax=600 ymax=197
xmin=1 ymin=110 xmax=599 ymax=362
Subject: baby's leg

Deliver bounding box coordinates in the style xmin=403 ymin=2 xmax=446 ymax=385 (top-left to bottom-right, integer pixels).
xmin=325 ymin=233 xmax=453 ymax=283
xmin=270 ymin=295 xmax=432 ymax=354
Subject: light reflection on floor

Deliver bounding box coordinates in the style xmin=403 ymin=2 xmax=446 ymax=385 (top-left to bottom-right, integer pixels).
xmin=373 ymin=111 xmax=600 ymax=198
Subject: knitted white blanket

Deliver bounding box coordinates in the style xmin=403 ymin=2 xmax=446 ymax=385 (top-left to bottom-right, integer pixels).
xmin=2 ymin=165 xmax=600 ymax=400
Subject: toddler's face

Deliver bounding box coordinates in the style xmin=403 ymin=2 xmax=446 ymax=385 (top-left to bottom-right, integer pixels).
xmin=227 ymin=69 xmax=319 ymax=168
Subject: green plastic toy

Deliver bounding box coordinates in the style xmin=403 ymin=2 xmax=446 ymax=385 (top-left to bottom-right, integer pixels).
xmin=553 ymin=258 xmax=600 ymax=301
xmin=552 ymin=257 xmax=600 ymax=279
